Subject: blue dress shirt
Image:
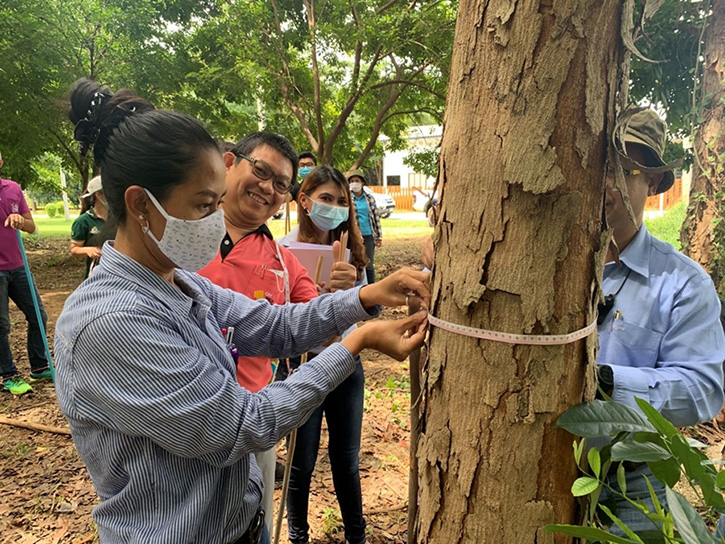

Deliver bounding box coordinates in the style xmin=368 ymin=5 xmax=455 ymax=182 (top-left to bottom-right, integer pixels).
xmin=54 ymin=242 xmax=379 ymax=544
xmin=598 ymin=225 xmax=725 ymax=427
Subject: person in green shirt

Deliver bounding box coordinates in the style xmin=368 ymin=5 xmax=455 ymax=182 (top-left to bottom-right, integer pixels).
xmin=70 ymin=175 xmax=113 ymax=277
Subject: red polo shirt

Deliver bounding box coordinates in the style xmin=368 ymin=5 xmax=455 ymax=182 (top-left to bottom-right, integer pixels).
xmin=198 ymin=227 xmax=318 ymax=392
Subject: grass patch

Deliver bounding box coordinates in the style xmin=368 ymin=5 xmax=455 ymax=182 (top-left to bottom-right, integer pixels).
xmin=644 ymin=202 xmax=686 ymax=250
xmin=22 ymin=216 xmax=76 ymax=239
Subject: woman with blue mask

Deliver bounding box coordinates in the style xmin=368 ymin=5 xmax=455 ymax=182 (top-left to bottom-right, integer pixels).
xmin=279 ymin=166 xmax=371 ymax=544
xmin=56 ymin=79 xmax=429 ymax=544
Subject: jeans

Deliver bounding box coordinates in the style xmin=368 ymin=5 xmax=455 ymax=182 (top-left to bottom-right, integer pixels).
xmin=0 ymin=267 xmax=48 ymax=379
xmin=286 ymin=360 xmax=365 ymax=544
xmin=599 ymin=465 xmax=667 ymax=538
xmin=362 ymin=235 xmax=375 ymax=284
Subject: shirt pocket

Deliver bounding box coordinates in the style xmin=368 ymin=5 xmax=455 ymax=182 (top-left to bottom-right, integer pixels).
xmin=605 ymin=320 xmax=663 ymax=368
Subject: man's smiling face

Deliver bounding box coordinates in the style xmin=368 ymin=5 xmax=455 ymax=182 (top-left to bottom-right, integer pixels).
xmin=223 ymin=144 xmax=293 ymax=230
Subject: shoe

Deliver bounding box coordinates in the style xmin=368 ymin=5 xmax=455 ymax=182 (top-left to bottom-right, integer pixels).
xmin=275 ymin=461 xmax=286 ymax=483
xmin=3 ymin=376 xmax=33 ymax=396
xmin=29 ymin=368 xmax=53 ymax=382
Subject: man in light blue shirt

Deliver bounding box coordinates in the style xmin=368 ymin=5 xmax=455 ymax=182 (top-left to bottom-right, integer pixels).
xmin=597 ymin=109 xmax=725 ymax=533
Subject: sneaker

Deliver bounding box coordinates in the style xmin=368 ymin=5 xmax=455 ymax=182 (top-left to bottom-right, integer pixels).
xmin=29 ymin=368 xmax=53 ymax=382
xmin=3 ymin=377 xmax=33 ymax=396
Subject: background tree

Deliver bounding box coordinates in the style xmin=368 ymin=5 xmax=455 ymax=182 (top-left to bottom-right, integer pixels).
xmin=186 ymin=0 xmax=455 ymax=169
xmin=680 ymin=0 xmax=725 ymax=296
xmin=415 ymin=0 xmax=628 ymax=541
xmin=0 ymin=0 xmax=217 ymax=193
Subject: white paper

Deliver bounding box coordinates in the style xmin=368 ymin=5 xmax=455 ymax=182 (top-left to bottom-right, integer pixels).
xmin=286 ymin=242 xmax=351 ymax=284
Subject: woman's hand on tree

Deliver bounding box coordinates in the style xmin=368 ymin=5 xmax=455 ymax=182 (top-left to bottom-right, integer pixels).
xmin=358 ymin=267 xmax=430 ymax=310
xmin=341 ymin=310 xmax=428 ymax=361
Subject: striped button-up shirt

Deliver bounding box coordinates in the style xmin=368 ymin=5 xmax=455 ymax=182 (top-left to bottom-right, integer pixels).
xmin=54 ymin=242 xmax=378 ymax=544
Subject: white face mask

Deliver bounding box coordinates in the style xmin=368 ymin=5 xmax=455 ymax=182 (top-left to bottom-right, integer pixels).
xmin=349 ymin=182 xmax=363 ymax=193
xmin=142 ymin=189 xmax=226 ymax=272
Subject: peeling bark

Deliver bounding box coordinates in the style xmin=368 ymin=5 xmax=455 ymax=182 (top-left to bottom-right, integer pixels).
xmin=681 ymin=0 xmax=725 ymax=296
xmin=416 ymin=0 xmax=623 ymax=542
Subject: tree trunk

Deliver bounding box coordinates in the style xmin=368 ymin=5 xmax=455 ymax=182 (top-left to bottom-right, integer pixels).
xmin=681 ymin=0 xmax=725 ymax=297
xmin=415 ymin=1 xmax=624 ymax=542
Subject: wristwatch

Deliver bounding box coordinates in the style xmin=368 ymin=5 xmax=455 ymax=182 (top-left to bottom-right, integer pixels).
xmin=597 ymin=364 xmax=614 ymax=398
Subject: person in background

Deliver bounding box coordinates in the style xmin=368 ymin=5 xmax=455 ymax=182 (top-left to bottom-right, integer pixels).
xmin=198 ymin=132 xmax=320 ymax=534
xmin=57 ymin=78 xmax=429 ymax=544
xmin=348 ymin=169 xmax=381 ymax=284
xmin=290 ymin=151 xmax=317 ymax=200
xmin=279 ymin=166 xmax=369 ymax=544
xmin=70 ymin=175 xmax=114 ymax=278
xmin=0 ymin=151 xmax=51 ymax=395
xmin=596 ymin=108 xmax=725 ymax=535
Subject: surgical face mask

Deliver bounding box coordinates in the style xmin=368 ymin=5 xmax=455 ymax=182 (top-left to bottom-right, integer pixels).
xmin=349 ymin=182 xmax=363 ymax=193
xmin=299 ymin=166 xmax=314 ymax=180
xmin=142 ymin=189 xmax=226 ymax=271
xmin=306 ymin=199 xmax=349 ymax=231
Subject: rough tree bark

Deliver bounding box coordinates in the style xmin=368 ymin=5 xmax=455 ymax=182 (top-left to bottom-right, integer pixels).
xmin=415 ymin=1 xmax=625 ymax=542
xmin=681 ymin=0 xmax=725 ymax=296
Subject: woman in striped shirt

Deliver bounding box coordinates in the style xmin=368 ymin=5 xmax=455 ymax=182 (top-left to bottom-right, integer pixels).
xmin=54 ymin=78 xmax=429 ymax=544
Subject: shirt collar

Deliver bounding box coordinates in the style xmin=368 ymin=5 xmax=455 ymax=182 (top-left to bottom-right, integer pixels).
xmin=613 ymin=224 xmax=651 ymax=279
xmin=100 ymin=241 xmax=197 ymax=314
xmin=86 ymin=207 xmax=99 ymax=219
xmin=219 ymin=224 xmax=273 ymax=260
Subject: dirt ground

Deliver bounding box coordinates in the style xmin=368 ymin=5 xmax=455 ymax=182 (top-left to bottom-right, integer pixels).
xmin=0 ymin=237 xmax=426 ymax=544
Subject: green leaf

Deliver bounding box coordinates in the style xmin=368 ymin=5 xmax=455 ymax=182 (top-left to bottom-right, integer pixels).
xmin=617 ymin=462 xmax=628 ymax=495
xmin=599 ymin=504 xmax=645 ymax=543
xmin=671 ymin=435 xmax=707 ymax=480
xmin=572 ymin=476 xmax=601 ymax=497
xmin=716 ymin=470 xmax=725 ymax=489
xmin=665 ymin=487 xmax=719 ymax=544
xmin=634 ymin=397 xmax=679 ymax=439
xmin=544 ymin=524 xmax=642 ymax=543
xmin=700 ymin=473 xmax=725 ymax=509
xmin=647 ymin=457 xmax=682 ymax=488
xmin=557 ymin=400 xmax=656 ymax=438
xmin=611 ymin=440 xmax=672 ymax=462
xmin=588 ymin=447 xmax=602 ymax=478
xmin=574 ymin=439 xmax=585 ymax=466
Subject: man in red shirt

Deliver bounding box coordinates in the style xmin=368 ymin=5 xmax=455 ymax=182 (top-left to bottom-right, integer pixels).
xmin=198 ymin=133 xmax=319 ymax=533
xmin=0 ymin=152 xmax=50 ymax=395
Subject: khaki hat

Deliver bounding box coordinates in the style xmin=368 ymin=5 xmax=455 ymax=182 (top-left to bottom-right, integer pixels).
xmin=620 ymin=109 xmax=675 ymax=194
xmin=81 ymin=175 xmax=103 ymax=199
xmin=347 ymin=169 xmax=366 ymax=184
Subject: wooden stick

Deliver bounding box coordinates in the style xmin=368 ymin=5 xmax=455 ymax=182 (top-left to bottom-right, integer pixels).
xmin=314 ymin=255 xmax=324 ymax=286
xmin=339 ymin=231 xmax=348 ymax=262
xmin=284 ymin=194 xmax=291 ymax=235
xmin=0 ymin=416 xmax=71 ymax=436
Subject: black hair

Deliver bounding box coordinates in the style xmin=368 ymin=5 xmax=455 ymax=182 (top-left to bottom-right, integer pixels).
xmin=219 ymin=140 xmax=237 ymax=153
xmin=68 ymin=78 xmax=219 ymax=227
xmin=231 ymin=132 xmax=299 ymax=182
xmin=298 ymin=151 xmax=317 ymax=165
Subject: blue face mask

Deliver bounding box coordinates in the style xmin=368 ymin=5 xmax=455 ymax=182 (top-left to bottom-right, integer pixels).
xmin=299 ymin=167 xmax=314 ymax=180
xmin=307 ymin=199 xmax=349 ymax=231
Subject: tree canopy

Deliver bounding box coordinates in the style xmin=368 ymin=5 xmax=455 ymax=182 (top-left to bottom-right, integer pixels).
xmin=0 ymin=0 xmax=455 ymax=192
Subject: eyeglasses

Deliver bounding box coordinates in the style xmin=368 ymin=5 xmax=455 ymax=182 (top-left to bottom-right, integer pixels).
xmin=236 ymin=153 xmax=292 ymax=194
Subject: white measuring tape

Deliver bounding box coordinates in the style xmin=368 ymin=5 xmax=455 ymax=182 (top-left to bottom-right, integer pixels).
xmin=427 ymin=313 xmax=597 ymax=346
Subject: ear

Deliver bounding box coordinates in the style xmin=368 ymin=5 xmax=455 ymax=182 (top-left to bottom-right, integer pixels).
xmin=223 ymin=151 xmax=236 ymax=169
xmin=298 ymin=192 xmax=310 ymax=211
xmin=647 ymin=173 xmax=663 ymax=197
xmin=125 ymin=185 xmax=151 ymax=224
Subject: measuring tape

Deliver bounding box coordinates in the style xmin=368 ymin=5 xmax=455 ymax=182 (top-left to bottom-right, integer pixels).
xmin=427 ymin=313 xmax=597 ymax=346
